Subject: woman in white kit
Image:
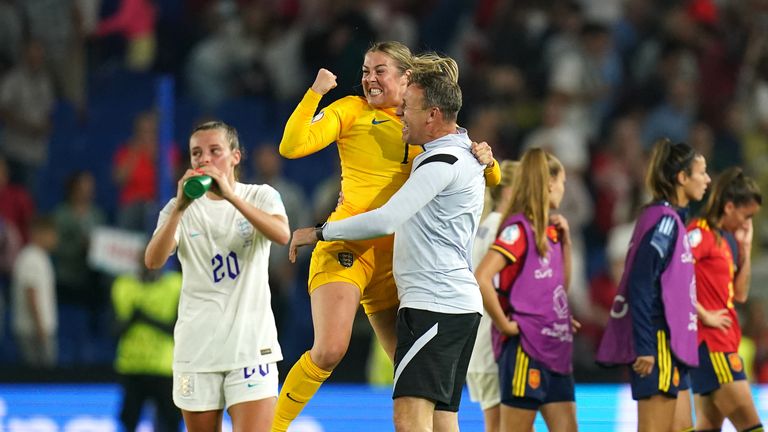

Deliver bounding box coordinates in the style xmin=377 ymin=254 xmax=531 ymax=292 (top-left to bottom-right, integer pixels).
xmin=145 ymin=121 xmax=290 ymax=432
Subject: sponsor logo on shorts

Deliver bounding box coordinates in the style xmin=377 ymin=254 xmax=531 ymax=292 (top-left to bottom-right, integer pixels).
xmin=528 ymin=369 xmax=540 ymax=389
xmin=729 ymin=353 xmax=743 ymax=372
xmin=260 ymin=348 xmax=272 ymax=355
xmin=673 ymin=367 xmax=680 ymax=387
xmin=338 ymin=252 xmax=354 ymax=268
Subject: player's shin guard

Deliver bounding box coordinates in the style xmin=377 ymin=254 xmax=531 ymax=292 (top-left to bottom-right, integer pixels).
xmin=271 ymin=351 xmax=332 ymax=432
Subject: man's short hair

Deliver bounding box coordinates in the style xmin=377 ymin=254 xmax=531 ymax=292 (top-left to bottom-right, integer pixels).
xmin=408 ymin=71 xmax=462 ymax=122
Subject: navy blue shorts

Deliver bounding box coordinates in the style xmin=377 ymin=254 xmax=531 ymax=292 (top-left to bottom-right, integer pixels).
xmin=498 ymin=335 xmax=575 ymax=410
xmin=690 ymin=342 xmax=746 ymax=395
xmin=630 ymin=330 xmax=690 ymax=400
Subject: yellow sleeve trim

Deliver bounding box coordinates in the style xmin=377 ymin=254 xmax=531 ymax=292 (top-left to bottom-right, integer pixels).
xmin=490 ymin=245 xmax=517 ymax=263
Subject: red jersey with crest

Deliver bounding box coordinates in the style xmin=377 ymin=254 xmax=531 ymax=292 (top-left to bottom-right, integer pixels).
xmin=687 ymin=218 xmax=741 ymax=352
xmin=491 ymin=223 xmax=559 ymax=314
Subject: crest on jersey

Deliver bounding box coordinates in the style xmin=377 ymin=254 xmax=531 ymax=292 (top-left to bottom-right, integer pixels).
xmin=236 ymin=218 xmax=254 ymax=239
xmin=528 ymin=369 xmax=541 ymax=389
xmin=499 ymin=225 xmax=520 ymax=245
xmin=688 ymin=228 xmax=702 ymax=248
xmin=311 ymin=111 xmax=325 ymax=123
xmin=338 ymin=252 xmax=354 ymax=268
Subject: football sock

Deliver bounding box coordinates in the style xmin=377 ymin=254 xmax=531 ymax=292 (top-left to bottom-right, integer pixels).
xmin=271 ymin=351 xmax=332 ymax=432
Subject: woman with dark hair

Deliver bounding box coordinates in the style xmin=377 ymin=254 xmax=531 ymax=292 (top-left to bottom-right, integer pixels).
xmin=687 ymin=167 xmax=763 ymax=431
xmin=145 ymin=121 xmax=290 ymax=432
xmin=597 ymin=139 xmax=710 ymax=431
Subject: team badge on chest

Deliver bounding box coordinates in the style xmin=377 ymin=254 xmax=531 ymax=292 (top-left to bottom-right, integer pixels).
xmin=235 ymin=218 xmax=254 ymax=239
xmin=338 ymin=252 xmax=354 ymax=268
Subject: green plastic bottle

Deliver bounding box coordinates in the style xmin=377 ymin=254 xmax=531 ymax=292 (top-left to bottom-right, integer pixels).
xmin=183 ymin=175 xmax=212 ymax=199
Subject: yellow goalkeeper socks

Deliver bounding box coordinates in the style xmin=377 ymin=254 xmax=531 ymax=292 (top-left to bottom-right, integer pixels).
xmin=271 ymin=351 xmax=332 ymax=432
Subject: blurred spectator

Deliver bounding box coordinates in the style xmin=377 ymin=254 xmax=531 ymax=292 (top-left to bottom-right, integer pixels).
xmin=582 ymin=222 xmax=634 ymax=349
xmin=259 ymin=7 xmax=307 ymax=104
xmin=363 ymin=0 xmax=417 ymax=49
xmin=0 ymin=0 xmax=22 ymax=76
xmin=0 ymin=156 xmax=28 ymax=345
xmin=745 ymin=296 xmax=768 ymax=382
xmin=612 ymin=0 xmax=656 ymax=74
xmin=185 ymin=1 xmax=273 ymax=109
xmin=523 ymin=96 xmax=588 ymax=174
xmin=459 ymin=64 xmax=530 ymax=158
xmin=0 ymin=156 xmax=35 ymax=244
xmin=53 ymin=171 xmax=106 ymax=330
xmin=112 ymin=259 xmax=181 ymax=432
xmin=626 ymin=40 xmax=698 ymax=114
xmin=76 ymin=0 xmax=102 ymax=35
xmin=93 ymin=0 xmax=157 ymax=72
xmin=113 ymin=110 xmax=178 ymax=233
xmin=300 ymin=3 xmax=375 ymax=102
xmin=19 ymin=0 xmax=87 ymax=117
xmin=466 ymin=1 xmax=549 ymax=98
xmin=590 ymin=116 xmax=646 ymax=237
xmin=688 ymin=120 xmax=714 ymax=164
xmin=641 ymin=76 xmax=697 ymax=148
xmin=11 ymin=215 xmax=58 ymax=368
xmin=548 ymin=21 xmax=622 ymax=140
xmin=692 ymin=12 xmax=742 ymax=131
xmin=0 ymin=39 xmax=55 ymax=195
xmin=711 ymin=101 xmax=745 ymax=174
xmin=740 ymin=35 xmax=768 ymax=249
xmin=576 ymin=0 xmax=621 ymax=25
xmin=249 ymin=144 xmax=309 ymax=329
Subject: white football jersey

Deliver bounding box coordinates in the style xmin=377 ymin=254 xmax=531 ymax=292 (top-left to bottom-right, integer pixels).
xmin=156 ymin=183 xmax=286 ymax=372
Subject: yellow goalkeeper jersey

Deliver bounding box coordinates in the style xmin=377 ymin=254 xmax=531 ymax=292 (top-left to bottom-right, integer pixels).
xmin=280 ymin=89 xmax=500 ymax=221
